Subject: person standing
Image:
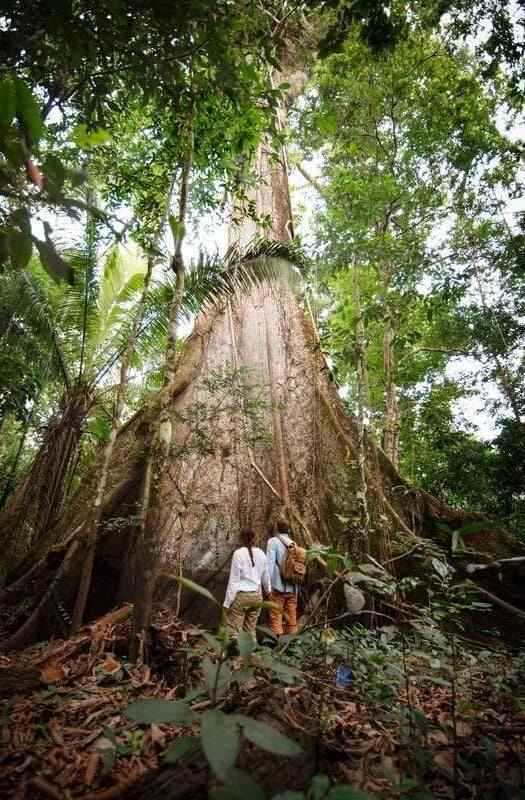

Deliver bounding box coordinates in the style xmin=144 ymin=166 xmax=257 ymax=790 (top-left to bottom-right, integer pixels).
xmin=266 ymin=517 xmax=299 ymax=635
xmin=223 ymin=528 xmax=270 ymax=642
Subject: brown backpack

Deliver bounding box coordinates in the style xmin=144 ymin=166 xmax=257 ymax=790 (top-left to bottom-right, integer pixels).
xmin=277 ymin=536 xmax=308 ymax=583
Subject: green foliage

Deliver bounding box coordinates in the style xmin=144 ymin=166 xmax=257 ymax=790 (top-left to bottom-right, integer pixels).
xmin=125 ymin=575 xmax=304 ymax=794
xmin=306 ymin=542 xmax=355 ymax=576
xmin=0 ymin=0 xmax=293 ymax=261
xmin=292 ymin=17 xmax=523 ymax=531
xmin=126 ymin=699 xmax=198 ymax=725
xmin=437 ymin=520 xmax=497 ymax=554
xmin=271 ymin=775 xmax=378 ymax=800
xmin=167 ymin=363 xmax=274 ymax=467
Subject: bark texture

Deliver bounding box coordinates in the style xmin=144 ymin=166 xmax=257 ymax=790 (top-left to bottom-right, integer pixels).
xmin=0 ymin=386 xmax=93 ymax=585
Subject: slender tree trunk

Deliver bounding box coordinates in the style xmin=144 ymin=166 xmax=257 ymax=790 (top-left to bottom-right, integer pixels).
xmin=383 ymin=323 xmax=399 ymax=465
xmin=466 ymin=229 xmax=524 ymax=432
xmin=70 ymin=260 xmax=154 ymax=632
xmin=0 ymin=408 xmax=35 ymax=514
xmin=377 ymin=217 xmax=400 ymax=466
xmin=491 ymin=353 xmax=524 ymax=432
xmin=353 ymin=263 xmax=371 ymax=555
xmin=129 ymin=95 xmax=197 ymax=662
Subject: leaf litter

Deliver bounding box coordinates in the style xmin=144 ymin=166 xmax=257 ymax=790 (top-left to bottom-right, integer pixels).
xmin=0 ymin=607 xmax=524 ymax=799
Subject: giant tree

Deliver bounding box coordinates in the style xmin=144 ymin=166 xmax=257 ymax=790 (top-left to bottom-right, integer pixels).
xmin=1 ymin=2 xmax=524 ymax=654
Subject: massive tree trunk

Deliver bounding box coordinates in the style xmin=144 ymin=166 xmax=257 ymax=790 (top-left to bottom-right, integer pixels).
xmin=1 ymin=74 xmax=524 ymax=650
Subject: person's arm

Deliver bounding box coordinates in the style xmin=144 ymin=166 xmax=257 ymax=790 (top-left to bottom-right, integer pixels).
xmin=261 ymin=555 xmax=271 ymax=596
xmin=266 ymin=538 xmax=277 ymax=585
xmin=223 ymin=550 xmax=241 ymax=608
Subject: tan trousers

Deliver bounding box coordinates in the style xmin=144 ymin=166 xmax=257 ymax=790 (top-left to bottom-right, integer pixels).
xmin=226 ymin=589 xmax=262 ymax=641
xmin=268 ymin=589 xmax=298 ymax=635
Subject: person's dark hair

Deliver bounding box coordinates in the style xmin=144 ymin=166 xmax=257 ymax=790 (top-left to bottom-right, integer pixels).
xmin=275 ymin=517 xmax=290 ymax=535
xmin=240 ymin=527 xmax=257 ymax=566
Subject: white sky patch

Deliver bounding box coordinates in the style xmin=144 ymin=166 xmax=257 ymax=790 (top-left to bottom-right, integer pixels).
xmin=446 ymin=356 xmax=504 ymax=440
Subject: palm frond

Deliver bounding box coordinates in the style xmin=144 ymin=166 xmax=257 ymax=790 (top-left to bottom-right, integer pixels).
xmin=182 ymin=237 xmax=303 ymax=317
xmin=96 ymin=247 xmax=147 ymax=335
xmin=94 ymin=238 xmax=304 ymax=387
xmin=87 ymin=250 xmax=146 ymax=370
xmin=0 ymin=269 xmax=72 ymax=389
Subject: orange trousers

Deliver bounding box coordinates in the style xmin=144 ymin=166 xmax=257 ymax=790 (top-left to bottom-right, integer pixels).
xmin=268 ymin=589 xmax=298 ymax=635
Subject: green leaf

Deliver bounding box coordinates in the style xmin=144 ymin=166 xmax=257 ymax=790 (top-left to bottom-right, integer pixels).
xmin=458 ymin=520 xmax=497 ymax=536
xmin=234 ymin=715 xmax=302 ymax=756
xmin=90 ymin=417 xmax=110 ymax=440
xmin=230 ymin=666 xmax=254 ymax=686
xmin=436 ymin=523 xmax=452 ymax=535
xmin=310 ymin=775 xmax=330 ymax=799
xmin=431 ymin=558 xmax=449 ymax=580
xmin=202 ymin=656 xmax=231 ymax=702
xmin=410 ymin=709 xmax=429 ymax=735
xmin=317 ymin=112 xmax=338 ymax=134
xmin=0 ymin=78 xmax=16 ymax=130
xmin=272 ymin=793 xmax=305 ymax=800
xmin=165 ymin=734 xmax=199 ymax=763
xmin=3 ymin=139 xmax=25 ymax=168
xmin=170 ymin=574 xmax=219 ymax=605
xmin=200 ymin=630 xmax=224 ymax=654
xmin=101 ymin=727 xmax=129 ymax=756
xmin=200 ymin=708 xmax=239 ymax=780
xmin=72 ymin=123 xmax=112 ymax=150
xmin=259 ymin=654 xmax=303 ymax=685
xmin=224 ymin=767 xmax=268 ymax=800
xmin=33 ymin=236 xmax=74 ymax=285
xmin=327 ymin=786 xmax=378 ymax=799
xmin=125 ymin=699 xmax=197 ymax=725
xmin=13 ymin=77 xmax=43 ymax=144
xmin=326 ymin=554 xmax=342 ymax=577
xmin=7 ymin=229 xmax=33 ymax=270
xmin=236 ymin=630 xmax=255 ymax=660
xmin=168 ymin=214 xmax=185 ymax=246
xmin=42 ymin=154 xmax=66 ymax=195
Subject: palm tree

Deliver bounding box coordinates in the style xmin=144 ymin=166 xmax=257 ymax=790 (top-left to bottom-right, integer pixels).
xmin=0 ymin=246 xmax=147 ymax=584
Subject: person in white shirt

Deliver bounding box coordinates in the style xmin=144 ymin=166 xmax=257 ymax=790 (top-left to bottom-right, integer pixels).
xmin=223 ymin=528 xmax=271 ymax=641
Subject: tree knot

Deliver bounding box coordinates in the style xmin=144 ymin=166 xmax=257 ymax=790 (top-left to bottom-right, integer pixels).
xmin=170 ymin=254 xmax=185 ymax=275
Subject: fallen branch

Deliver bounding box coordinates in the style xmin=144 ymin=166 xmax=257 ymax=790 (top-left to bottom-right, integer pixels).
xmin=465 ymin=579 xmax=525 ymax=620
xmin=77 ymin=775 xmax=138 ymax=800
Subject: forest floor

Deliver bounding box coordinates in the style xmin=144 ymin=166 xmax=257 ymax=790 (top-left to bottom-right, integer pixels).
xmin=0 ymin=607 xmax=524 ymax=800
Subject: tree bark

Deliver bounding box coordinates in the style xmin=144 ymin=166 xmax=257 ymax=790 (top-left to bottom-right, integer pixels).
xmin=130 ymin=94 xmax=197 ymax=662
xmin=0 ymin=386 xmax=93 ymax=585
xmin=377 ymin=217 xmax=399 ymax=467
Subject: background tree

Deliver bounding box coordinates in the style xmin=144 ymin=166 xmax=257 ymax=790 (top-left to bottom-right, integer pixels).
xmin=291 ymin=16 xmax=523 ymax=533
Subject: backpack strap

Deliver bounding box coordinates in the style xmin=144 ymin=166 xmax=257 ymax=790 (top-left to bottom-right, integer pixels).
xmin=277 ymin=535 xmax=294 ymax=548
